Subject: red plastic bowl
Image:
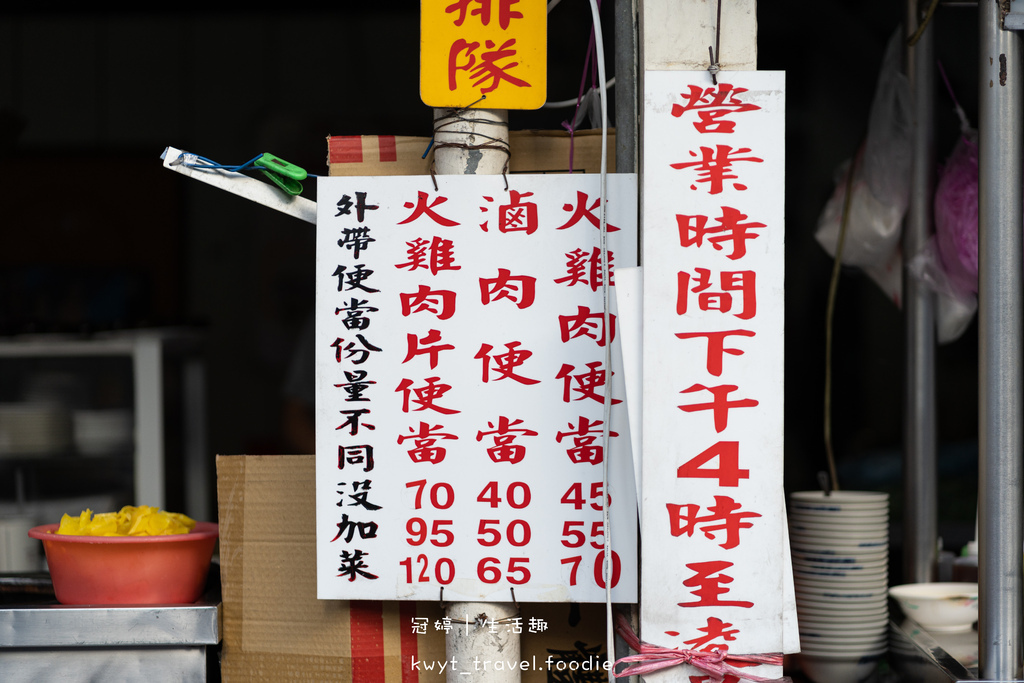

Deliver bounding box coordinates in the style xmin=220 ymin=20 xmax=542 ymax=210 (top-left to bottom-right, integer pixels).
xmin=28 ymin=522 xmax=218 ymax=605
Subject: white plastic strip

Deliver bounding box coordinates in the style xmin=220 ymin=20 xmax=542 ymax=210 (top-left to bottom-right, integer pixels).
xmin=160 ymin=146 xmax=317 ymax=225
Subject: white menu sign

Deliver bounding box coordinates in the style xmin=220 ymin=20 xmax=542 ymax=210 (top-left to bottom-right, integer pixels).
xmin=641 ymin=71 xmax=787 ymax=679
xmin=315 ymin=174 xmax=638 ymax=603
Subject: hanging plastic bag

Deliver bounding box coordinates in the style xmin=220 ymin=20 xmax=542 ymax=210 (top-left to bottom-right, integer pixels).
xmin=907 ymin=64 xmax=979 ymax=343
xmin=907 ymin=132 xmax=978 ymax=342
xmin=815 ymin=29 xmax=912 ymax=306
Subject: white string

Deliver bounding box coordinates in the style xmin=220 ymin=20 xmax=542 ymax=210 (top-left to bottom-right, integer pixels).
xmin=585 ymin=0 xmax=615 ymax=669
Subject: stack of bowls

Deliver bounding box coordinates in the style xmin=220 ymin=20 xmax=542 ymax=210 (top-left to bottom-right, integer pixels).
xmin=789 ymin=490 xmax=890 ymax=683
xmin=72 ymin=409 xmax=134 ymax=455
xmin=0 ymin=402 xmax=73 ymax=456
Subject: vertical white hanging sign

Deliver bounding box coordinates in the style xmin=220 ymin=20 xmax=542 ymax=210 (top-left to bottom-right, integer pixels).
xmin=641 ymin=70 xmax=787 ymax=680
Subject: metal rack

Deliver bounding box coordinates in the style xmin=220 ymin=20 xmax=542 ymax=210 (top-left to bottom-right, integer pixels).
xmin=0 ymin=328 xmax=210 ymax=523
xmin=903 ymin=0 xmax=1023 ymax=679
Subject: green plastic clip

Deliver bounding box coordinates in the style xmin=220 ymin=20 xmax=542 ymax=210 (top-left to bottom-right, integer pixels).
xmin=257 ymin=153 xmax=307 ymax=196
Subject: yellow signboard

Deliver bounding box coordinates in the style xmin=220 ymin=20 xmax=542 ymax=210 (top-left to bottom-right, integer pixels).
xmin=420 ymin=0 xmax=547 ymax=110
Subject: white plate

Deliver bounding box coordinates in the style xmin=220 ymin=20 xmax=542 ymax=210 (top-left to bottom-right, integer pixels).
xmin=788 ymin=515 xmax=889 ymax=529
xmin=790 ymin=490 xmax=889 ymax=506
xmin=786 ymin=528 xmax=884 ymax=540
xmin=792 ymin=556 xmax=888 ymax=569
xmin=794 ymin=574 xmax=888 ymax=587
xmin=798 ymin=600 xmax=888 ymax=615
xmin=791 ymin=548 xmax=888 ymax=562
xmin=789 ymin=512 xmax=889 ymax=527
xmin=798 ymin=615 xmax=888 ymax=629
xmin=790 ymin=537 xmax=889 ymax=552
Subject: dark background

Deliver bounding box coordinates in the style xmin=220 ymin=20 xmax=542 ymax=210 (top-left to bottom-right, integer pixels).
xmin=0 ymin=3 xmax=984 ymax=580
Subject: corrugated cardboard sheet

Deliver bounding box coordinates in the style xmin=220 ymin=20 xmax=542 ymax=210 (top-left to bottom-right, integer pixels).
xmin=217 ymin=455 xmax=612 ymax=682
xmin=327 ymin=129 xmax=616 ymax=177
xmin=217 ymin=455 xmax=442 ymax=681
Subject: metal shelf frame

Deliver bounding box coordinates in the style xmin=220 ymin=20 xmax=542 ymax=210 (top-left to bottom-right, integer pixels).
xmin=904 ymin=1 xmax=1024 ymax=679
xmin=0 ymin=328 xmax=210 ymax=523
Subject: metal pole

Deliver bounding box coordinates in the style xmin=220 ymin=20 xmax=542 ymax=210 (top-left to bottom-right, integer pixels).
xmin=432 ymin=105 xmax=520 ymax=683
xmin=903 ymin=0 xmax=939 ymax=585
xmin=614 ymin=0 xmax=637 ymax=175
xmin=978 ymin=0 xmax=1024 ymax=679
xmin=613 ymin=2 xmax=640 ymax=680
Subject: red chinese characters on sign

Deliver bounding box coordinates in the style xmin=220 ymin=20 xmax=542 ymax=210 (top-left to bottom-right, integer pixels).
xmin=659 ymin=77 xmax=778 ymax=650
xmin=682 ymin=616 xmax=740 ymax=650
xmin=396 ymin=377 xmax=461 ymax=415
xmin=556 ymin=416 xmax=618 ymax=465
xmin=556 ymin=362 xmax=622 ymax=405
xmin=676 ymin=268 xmax=756 ymax=320
xmin=395 ymin=236 xmax=462 ymax=275
xmin=479 ymin=191 xmax=539 ymax=233
xmin=674 ymin=330 xmax=755 ymax=377
xmin=423 ymin=0 xmax=544 ymax=110
xmin=475 ymin=341 xmax=540 ymax=385
xmin=398 ymin=422 xmax=459 ymax=464
xmin=446 ymin=0 xmax=524 ymax=30
xmin=671 ymin=83 xmax=762 ymax=134
xmin=319 ymin=174 xmax=639 ymax=604
xmin=449 ymin=38 xmax=530 ymax=95
xmin=398 ymin=191 xmax=460 ymax=227
xmin=665 ymin=495 xmax=762 ymax=550
xmin=557 ymin=191 xmax=621 ymax=232
xmin=671 ymin=145 xmax=763 ymax=195
xmin=677 ymin=384 xmax=758 ymax=433
xmin=444 ymin=0 xmax=531 ymax=95
xmin=559 ymin=307 xmax=616 ymax=347
xmin=678 ymin=560 xmax=753 ymax=609
xmin=677 ymin=207 xmax=764 ymax=261
xmin=400 ymin=286 xmax=457 ymax=320
xmin=476 ymin=416 xmax=538 ymax=464
xmin=479 ymin=269 xmax=536 ymax=309
xmin=553 ymin=247 xmax=615 ymax=292
xmin=404 ymin=330 xmax=455 ymax=370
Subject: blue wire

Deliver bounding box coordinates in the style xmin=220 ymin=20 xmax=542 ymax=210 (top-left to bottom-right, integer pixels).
xmin=188 ymin=153 xmax=266 ymax=174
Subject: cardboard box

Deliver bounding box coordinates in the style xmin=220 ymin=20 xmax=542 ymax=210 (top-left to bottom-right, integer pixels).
xmin=327 ymin=129 xmax=616 ymax=177
xmin=217 ymin=455 xmax=442 ymax=681
xmin=217 ymin=455 xmax=613 ymax=682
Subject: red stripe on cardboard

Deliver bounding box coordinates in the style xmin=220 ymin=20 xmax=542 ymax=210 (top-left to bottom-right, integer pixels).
xmin=330 ymin=136 xmax=364 ymax=164
xmin=351 ymin=600 xmax=386 ymax=683
xmin=400 ymin=602 xmax=419 ymax=683
xmin=378 ymin=135 xmax=398 ymax=163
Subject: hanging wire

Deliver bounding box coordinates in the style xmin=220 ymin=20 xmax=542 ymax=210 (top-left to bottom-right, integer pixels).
xmin=184 ymin=153 xmax=266 ymax=174
xmin=543 ymin=78 xmax=616 ymax=109
xmin=707 ymin=0 xmax=723 ymax=84
xmin=427 ymin=94 xmax=511 ymax=185
xmin=823 ymin=153 xmax=859 ymax=493
xmin=907 ymin=0 xmax=941 ymax=47
xmin=564 ymin=0 xmax=603 ymax=172
xmin=584 ymin=0 xmax=615 ymax=667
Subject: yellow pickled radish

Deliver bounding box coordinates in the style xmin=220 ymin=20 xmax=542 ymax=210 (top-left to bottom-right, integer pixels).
xmin=56 ymin=505 xmax=197 ymax=536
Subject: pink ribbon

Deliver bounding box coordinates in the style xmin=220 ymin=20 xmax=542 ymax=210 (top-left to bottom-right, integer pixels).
xmin=613 ymin=612 xmax=784 ymax=682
